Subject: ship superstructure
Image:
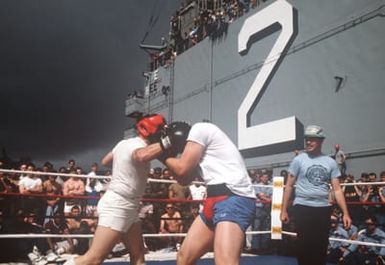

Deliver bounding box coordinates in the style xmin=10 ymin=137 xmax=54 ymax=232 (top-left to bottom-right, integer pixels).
xmin=126 ymin=0 xmax=385 ymax=176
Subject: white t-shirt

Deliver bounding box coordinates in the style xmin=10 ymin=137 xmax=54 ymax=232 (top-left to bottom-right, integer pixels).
xmin=187 ymin=122 xmax=255 ymax=198
xmin=86 ymin=171 xmax=104 ymax=193
xmin=108 ymin=137 xmax=150 ymax=199
xmin=19 ymin=176 xmax=42 ymax=191
xmin=189 ymin=184 xmax=206 ymax=200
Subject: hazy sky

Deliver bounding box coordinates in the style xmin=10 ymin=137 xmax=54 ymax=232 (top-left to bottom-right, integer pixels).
xmin=0 ymin=1 xmax=182 ymax=170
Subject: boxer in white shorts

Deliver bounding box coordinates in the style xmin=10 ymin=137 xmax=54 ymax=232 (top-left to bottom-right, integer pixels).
xmin=65 ymin=114 xmax=167 ymax=265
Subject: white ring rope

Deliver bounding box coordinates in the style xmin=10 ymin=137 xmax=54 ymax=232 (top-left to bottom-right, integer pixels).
xmin=2 ymin=169 xmax=384 ymax=188
xmin=0 ymin=168 xmax=272 ymax=187
xmin=339 ymin=181 xmax=385 ymax=187
xmin=282 ymin=231 xmax=385 ymax=248
xmin=328 ymin=237 xmax=385 ymax=248
xmin=0 ymin=231 xmax=271 ymax=239
xmin=0 ymin=169 xmax=110 ymax=180
xmin=0 ymin=168 xmax=208 ymax=185
xmin=1 ymin=231 xmax=384 ymax=248
xmin=2 ymin=168 xmax=385 ymax=251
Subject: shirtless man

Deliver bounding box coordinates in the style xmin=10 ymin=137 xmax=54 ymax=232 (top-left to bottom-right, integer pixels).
xmin=43 ymin=173 xmax=62 ymax=224
xmin=159 ymin=203 xmax=183 ymax=249
xmin=63 ymin=171 xmax=85 ymax=216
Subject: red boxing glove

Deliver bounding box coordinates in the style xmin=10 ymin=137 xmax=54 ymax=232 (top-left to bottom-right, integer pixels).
xmin=202 ymin=195 xmax=228 ymax=221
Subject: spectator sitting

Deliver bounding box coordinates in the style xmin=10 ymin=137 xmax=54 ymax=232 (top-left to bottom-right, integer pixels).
xmin=188 ymin=177 xmax=206 ymax=211
xmin=167 ymin=168 xmax=190 ymax=215
xmin=66 ymin=205 xmax=83 ymax=233
xmin=341 ymin=215 xmax=385 ymax=265
xmin=326 ymin=214 xmax=349 ymax=263
xmin=0 ymin=168 xmax=19 ymax=216
xmin=379 ymin=171 xmax=385 ymax=228
xmin=18 ymin=163 xmax=28 ymax=181
xmin=44 ymin=212 xmax=75 ymax=259
xmin=138 ymin=201 xmax=158 ymax=251
xmin=66 ymin=159 xmax=76 ymax=173
xmin=159 ymin=203 xmax=183 ymax=250
xmin=62 ymin=170 xmax=85 ymax=216
xmin=251 ymin=169 xmax=272 ymax=254
xmin=280 ymin=169 xmax=288 ymax=184
xmin=18 ymin=163 xmax=45 ymax=225
xmin=357 ymin=172 xmax=369 ymax=197
xmin=342 ymin=174 xmax=360 ymax=202
xmin=55 ymin=167 xmax=67 ymax=187
xmin=9 ymin=211 xmax=55 ymax=264
xmin=345 ymin=222 xmax=359 ymax=241
xmin=66 ymin=205 xmax=93 ymax=255
xmin=66 ymin=205 xmax=96 ymax=233
xmin=151 ymin=167 xmax=169 ymax=199
xmin=183 ymin=203 xmax=200 ymax=233
xmin=359 ymin=173 xmax=381 ymax=226
xmin=149 ymin=167 xmax=170 ymax=219
xmin=42 ymin=171 xmax=62 ymax=225
xmin=85 ymin=163 xmax=103 ymax=217
xmin=248 ymin=168 xmax=259 ymax=184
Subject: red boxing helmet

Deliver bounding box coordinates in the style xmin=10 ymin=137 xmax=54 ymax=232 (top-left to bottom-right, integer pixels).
xmin=136 ymin=114 xmax=166 ymax=139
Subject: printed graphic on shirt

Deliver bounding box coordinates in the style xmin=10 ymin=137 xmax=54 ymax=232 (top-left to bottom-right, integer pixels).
xmin=305 ymin=165 xmax=329 ymax=186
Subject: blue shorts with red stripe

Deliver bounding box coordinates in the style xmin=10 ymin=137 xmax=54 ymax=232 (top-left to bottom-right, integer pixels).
xmin=199 ymin=195 xmax=256 ymax=231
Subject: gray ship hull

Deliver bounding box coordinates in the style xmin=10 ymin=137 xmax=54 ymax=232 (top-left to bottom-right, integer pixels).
xmin=128 ymin=0 xmax=385 ymax=176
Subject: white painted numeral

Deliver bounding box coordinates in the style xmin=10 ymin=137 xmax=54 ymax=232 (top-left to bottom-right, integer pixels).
xmin=238 ymin=0 xmax=298 ymax=151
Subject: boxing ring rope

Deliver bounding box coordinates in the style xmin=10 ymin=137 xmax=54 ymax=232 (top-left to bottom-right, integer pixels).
xmin=281 ymin=231 xmax=385 ymax=248
xmin=0 ymin=169 xmax=111 ymax=180
xmin=3 ymin=168 xmax=385 ymax=187
xmin=1 ymin=233 xmax=384 ymax=249
xmin=1 ymin=191 xmax=384 ymax=206
xmin=0 ymin=168 xmax=205 ymax=186
xmin=1 ymin=169 xmax=385 ymax=254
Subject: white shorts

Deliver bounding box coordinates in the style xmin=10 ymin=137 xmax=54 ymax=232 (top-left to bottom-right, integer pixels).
xmin=97 ymin=190 xmax=140 ymax=233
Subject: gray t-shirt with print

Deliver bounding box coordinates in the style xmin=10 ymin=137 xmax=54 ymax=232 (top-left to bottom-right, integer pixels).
xmin=289 ymin=152 xmax=340 ymax=207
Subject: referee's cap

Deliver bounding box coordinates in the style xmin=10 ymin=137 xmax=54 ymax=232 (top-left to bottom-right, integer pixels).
xmin=304 ymin=125 xmax=325 ymax=139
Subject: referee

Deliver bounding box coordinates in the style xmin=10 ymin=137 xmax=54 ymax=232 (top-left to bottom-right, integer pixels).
xmin=280 ymin=125 xmax=351 ymax=265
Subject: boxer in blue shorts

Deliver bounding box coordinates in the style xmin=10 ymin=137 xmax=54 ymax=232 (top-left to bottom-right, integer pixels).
xmin=159 ymin=121 xmax=256 ymax=265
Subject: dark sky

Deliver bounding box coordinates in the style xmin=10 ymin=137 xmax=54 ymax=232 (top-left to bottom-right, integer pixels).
xmin=0 ymin=1 xmax=182 ymax=170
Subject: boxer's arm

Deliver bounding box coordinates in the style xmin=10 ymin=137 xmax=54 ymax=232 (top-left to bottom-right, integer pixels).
xmin=101 ymin=151 xmax=113 ymax=167
xmin=132 ymin=142 xmax=163 ymax=163
xmin=164 ymin=141 xmax=203 ymax=177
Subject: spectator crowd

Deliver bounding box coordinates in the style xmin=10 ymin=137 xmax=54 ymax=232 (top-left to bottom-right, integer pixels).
xmin=0 ymin=158 xmax=207 ymax=263
xmin=1 ymin=153 xmax=384 ymax=264
xmin=149 ymin=0 xmax=269 ymax=71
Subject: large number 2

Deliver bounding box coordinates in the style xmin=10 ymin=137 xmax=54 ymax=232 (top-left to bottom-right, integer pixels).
xmin=238 ymin=0 xmax=298 ymax=153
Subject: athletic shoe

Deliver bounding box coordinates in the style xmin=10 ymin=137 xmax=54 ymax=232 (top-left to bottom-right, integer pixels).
xmin=63 ymin=256 xmax=76 ymax=265
xmin=46 ymin=250 xmax=59 ymax=262
xmin=28 ymin=246 xmax=48 ymax=265
xmin=112 ymin=242 xmax=128 ymax=257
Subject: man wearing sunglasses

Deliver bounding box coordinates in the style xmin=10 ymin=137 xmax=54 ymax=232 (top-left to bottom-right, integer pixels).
xmin=341 ymin=215 xmax=385 ymax=265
